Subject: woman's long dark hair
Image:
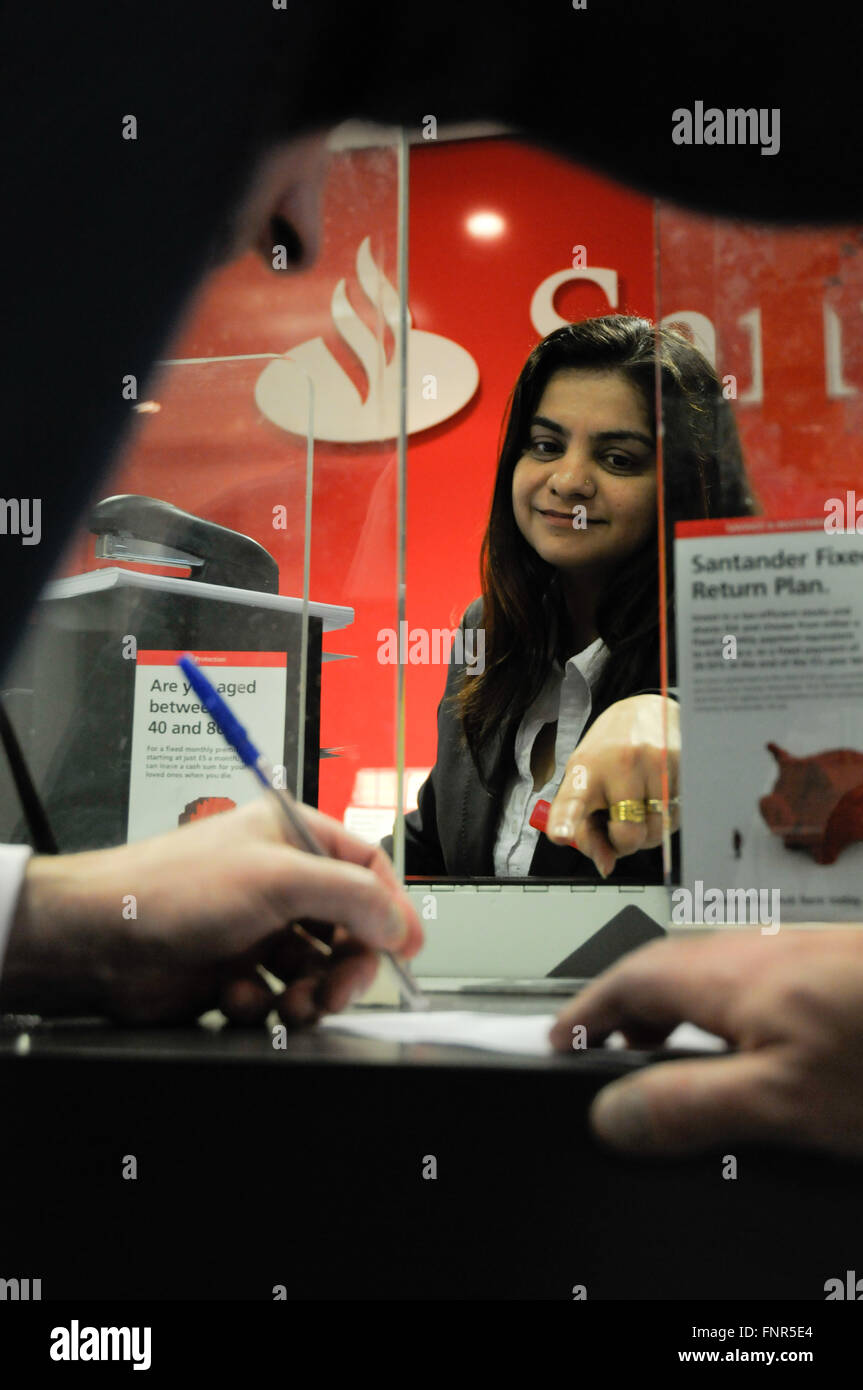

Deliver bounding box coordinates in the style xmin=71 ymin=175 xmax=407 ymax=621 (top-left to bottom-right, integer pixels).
xmin=456 ymin=314 xmax=757 ymax=782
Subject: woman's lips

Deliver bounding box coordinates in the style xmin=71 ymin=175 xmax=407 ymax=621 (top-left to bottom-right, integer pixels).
xmin=536 ymin=509 xmax=606 ymax=527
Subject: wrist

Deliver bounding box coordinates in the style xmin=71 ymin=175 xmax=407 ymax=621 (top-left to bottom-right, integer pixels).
xmin=0 ymin=852 xmax=116 ymax=1015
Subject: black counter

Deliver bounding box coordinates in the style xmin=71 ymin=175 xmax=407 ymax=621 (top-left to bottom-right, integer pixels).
xmin=1 ymin=993 xmax=860 ymax=1300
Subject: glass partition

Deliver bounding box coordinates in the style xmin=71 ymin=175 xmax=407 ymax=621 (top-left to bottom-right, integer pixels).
xmin=0 ymin=127 xmax=403 ymax=888
xmin=394 ymin=135 xmax=863 ymax=982
xmin=395 ymin=132 xmax=674 ymax=979
xmin=294 ymin=128 xmax=404 ymax=869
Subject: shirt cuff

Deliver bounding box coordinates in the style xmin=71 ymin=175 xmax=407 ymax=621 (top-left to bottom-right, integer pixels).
xmin=0 ymin=845 xmax=33 ymax=984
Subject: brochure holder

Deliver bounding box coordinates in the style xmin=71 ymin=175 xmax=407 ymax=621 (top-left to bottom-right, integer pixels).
xmin=0 ymin=498 xmax=352 ymax=850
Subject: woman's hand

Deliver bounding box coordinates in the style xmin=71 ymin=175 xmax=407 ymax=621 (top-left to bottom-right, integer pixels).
xmin=3 ymin=797 xmax=423 ymax=1026
xmin=544 ymin=694 xmax=680 ymax=877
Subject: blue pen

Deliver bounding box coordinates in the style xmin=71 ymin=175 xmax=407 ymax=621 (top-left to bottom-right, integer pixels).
xmin=177 ymin=653 xmax=428 ymax=1011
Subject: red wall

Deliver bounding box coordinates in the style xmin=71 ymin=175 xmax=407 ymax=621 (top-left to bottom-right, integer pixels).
xmin=656 ymin=213 xmax=863 ymax=516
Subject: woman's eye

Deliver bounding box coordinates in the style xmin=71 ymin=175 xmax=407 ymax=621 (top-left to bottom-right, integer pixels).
xmin=528 ymin=439 xmax=560 ymax=456
xmin=603 ymin=453 xmax=638 ymax=471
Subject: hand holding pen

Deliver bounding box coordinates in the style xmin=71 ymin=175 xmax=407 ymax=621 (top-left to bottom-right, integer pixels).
xmin=178 ymin=654 xmax=429 ymax=1012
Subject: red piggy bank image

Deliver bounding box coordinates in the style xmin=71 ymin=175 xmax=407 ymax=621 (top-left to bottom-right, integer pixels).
xmin=759 ymin=743 xmax=863 ymax=865
xmin=177 ymin=796 xmax=237 ymax=826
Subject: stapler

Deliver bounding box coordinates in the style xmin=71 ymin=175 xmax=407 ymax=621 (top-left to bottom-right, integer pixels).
xmin=89 ymin=494 xmax=279 ymax=594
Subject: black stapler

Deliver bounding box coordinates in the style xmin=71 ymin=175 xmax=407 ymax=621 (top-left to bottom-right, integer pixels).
xmin=89 ymin=494 xmax=279 ymax=594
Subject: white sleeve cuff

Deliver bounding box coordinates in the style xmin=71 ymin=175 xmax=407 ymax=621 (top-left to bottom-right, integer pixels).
xmin=0 ymin=845 xmax=34 ymax=983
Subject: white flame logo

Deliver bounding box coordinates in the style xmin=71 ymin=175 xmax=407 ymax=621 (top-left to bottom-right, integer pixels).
xmin=255 ymin=237 xmax=479 ymax=442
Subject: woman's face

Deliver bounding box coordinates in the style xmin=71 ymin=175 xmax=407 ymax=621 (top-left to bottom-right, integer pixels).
xmin=511 ymin=367 xmax=657 ymax=577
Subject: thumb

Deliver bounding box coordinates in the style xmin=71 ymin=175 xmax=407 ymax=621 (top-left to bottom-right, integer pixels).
xmin=588 ymin=1052 xmax=793 ymax=1156
xmin=266 ymin=849 xmax=414 ymax=954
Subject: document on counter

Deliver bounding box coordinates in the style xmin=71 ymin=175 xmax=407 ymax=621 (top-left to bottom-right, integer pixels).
xmin=318 ymin=1012 xmax=728 ymax=1056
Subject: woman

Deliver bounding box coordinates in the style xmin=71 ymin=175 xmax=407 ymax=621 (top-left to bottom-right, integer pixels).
xmin=390 ymin=314 xmax=756 ymax=881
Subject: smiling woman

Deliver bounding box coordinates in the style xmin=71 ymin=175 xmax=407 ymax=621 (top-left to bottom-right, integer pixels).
xmin=385 ymin=314 xmax=758 ymax=881
xmin=510 ymin=367 xmax=659 ymax=654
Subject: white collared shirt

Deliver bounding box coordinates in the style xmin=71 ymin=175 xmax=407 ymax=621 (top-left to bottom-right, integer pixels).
xmin=0 ymin=844 xmax=33 ymax=985
xmin=492 ymin=637 xmax=608 ymax=877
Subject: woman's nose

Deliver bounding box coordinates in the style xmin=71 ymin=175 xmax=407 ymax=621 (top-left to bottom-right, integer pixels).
xmin=549 ymin=449 xmax=595 ymax=496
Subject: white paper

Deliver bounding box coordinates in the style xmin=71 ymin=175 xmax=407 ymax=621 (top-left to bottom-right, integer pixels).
xmin=318 ymin=1011 xmax=728 ymax=1056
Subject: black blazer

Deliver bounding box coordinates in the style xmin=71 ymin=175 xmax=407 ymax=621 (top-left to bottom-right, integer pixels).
xmin=382 ymin=599 xmax=680 ymax=883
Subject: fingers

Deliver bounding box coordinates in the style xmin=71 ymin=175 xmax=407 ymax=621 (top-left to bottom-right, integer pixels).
xmin=277 ymin=972 xmax=327 ymax=1027
xmin=546 ymin=771 xmax=632 ymax=880
xmin=586 ymin=1051 xmax=802 ymax=1157
xmin=257 ymin=800 xmax=423 ymax=956
xmin=546 ymin=752 xmax=679 ymax=877
xmin=571 ymin=810 xmax=616 ymax=880
xmin=217 ymin=929 xmax=388 ymax=1029
xmin=603 ymin=755 xmax=655 ymax=858
xmin=275 ymin=941 xmax=379 ymax=1027
xmin=314 ymin=944 xmax=379 ymax=1014
xmin=259 ymin=923 xmax=379 ymax=1026
xmin=259 ymin=920 xmax=335 ymax=981
xmin=547 ymin=936 xmax=814 ymax=1157
xmin=546 ymin=764 xmax=611 ymax=871
xmin=548 ymin=931 xmax=863 ymax=1158
xmin=219 ymin=970 xmax=277 ymax=1026
xmin=545 ymin=766 xmax=592 ymax=846
xmin=263 ymin=847 xmax=423 ymax=957
xmin=550 ymin=937 xmax=739 ymax=1051
xmin=542 ymin=695 xmax=680 ymax=876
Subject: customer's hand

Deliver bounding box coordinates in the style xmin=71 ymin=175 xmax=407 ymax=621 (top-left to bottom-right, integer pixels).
xmin=2 ymin=798 xmax=422 ymax=1026
xmin=545 ymin=694 xmax=680 ymax=877
xmin=550 ymin=928 xmax=863 ymax=1157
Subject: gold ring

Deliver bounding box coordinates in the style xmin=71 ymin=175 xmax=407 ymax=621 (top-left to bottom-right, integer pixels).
xmin=646 ymin=797 xmax=681 ymax=814
xmin=608 ymin=799 xmax=647 ymax=823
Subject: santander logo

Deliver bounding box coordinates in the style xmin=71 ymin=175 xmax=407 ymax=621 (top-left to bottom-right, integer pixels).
xmin=255 ymin=244 xmax=712 ymax=445
xmin=254 ymin=237 xmax=480 ymax=443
